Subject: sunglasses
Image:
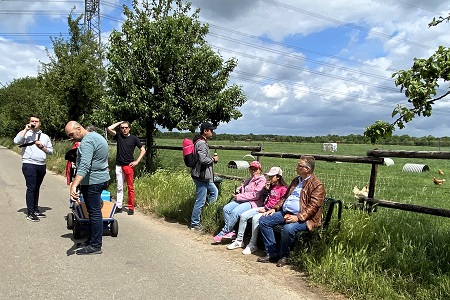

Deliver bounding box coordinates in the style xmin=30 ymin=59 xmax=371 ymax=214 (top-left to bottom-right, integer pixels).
xmin=120 ymin=126 xmax=129 ymax=129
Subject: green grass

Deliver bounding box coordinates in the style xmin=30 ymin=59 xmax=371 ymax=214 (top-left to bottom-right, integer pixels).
xmin=153 ymin=139 xmax=450 ymax=300
xmin=3 ymin=136 xmax=450 ymax=299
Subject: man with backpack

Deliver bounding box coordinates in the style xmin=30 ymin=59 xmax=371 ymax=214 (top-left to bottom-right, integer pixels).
xmin=190 ymin=122 xmax=219 ymax=231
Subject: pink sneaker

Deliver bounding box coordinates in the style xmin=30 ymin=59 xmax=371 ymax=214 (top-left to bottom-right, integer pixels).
xmin=213 ymin=232 xmax=224 ymax=243
xmin=222 ymin=231 xmax=236 ymax=240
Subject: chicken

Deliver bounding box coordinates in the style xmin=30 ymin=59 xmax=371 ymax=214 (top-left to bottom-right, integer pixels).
xmin=353 ymin=184 xmax=369 ymax=198
xmin=433 ymin=177 xmax=446 ymax=185
xmin=438 ymin=169 xmax=444 ymax=175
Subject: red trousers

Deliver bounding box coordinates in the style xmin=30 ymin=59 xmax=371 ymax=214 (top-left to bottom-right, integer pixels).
xmin=115 ymin=165 xmax=135 ymax=210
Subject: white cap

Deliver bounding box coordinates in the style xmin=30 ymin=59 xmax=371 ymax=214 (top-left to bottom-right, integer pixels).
xmin=265 ymin=167 xmax=283 ymax=176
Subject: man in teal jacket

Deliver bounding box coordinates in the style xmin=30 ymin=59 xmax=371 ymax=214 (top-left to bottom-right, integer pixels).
xmin=65 ymin=121 xmax=110 ymax=255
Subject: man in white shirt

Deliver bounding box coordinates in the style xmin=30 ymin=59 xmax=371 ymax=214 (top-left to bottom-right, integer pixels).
xmin=14 ymin=115 xmax=53 ymax=222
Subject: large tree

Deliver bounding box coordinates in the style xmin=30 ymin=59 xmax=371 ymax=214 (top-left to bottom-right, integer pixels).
xmin=39 ymin=12 xmax=106 ymax=133
xmin=365 ymin=16 xmax=450 ymax=143
xmin=106 ymin=0 xmax=247 ymax=170
xmin=0 ymin=77 xmax=46 ymax=137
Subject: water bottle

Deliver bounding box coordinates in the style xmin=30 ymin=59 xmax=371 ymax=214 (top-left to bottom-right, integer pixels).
xmin=213 ymin=150 xmax=218 ymax=164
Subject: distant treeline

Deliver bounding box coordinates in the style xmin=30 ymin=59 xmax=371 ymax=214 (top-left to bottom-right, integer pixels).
xmin=155 ymin=131 xmax=450 ymax=147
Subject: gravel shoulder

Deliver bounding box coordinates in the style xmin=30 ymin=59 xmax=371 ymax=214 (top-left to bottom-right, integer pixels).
xmin=143 ymin=213 xmax=347 ymax=300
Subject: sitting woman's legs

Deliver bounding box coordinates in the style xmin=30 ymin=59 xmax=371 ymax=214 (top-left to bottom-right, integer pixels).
xmin=222 ymin=201 xmax=239 ymax=233
xmin=236 ymin=207 xmax=260 ymax=242
xmin=249 ymin=213 xmax=263 ymax=245
xmin=223 ymin=202 xmax=252 ymax=233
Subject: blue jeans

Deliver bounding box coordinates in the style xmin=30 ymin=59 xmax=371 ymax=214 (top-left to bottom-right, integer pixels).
xmin=191 ymin=178 xmax=218 ymax=227
xmin=221 ymin=201 xmax=252 ymax=234
xmin=236 ymin=208 xmax=262 ymax=244
xmin=22 ymin=163 xmax=46 ymax=215
xmin=259 ymin=211 xmax=308 ymax=258
xmin=80 ymin=182 xmax=107 ymax=249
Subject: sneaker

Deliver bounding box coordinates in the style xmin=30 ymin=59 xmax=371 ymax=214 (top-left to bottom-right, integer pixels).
xmin=76 ymin=241 xmax=90 ymax=249
xmin=34 ymin=211 xmax=47 ymax=218
xmin=242 ymin=243 xmax=258 ymax=255
xmin=222 ymin=231 xmax=236 ymax=240
xmin=26 ymin=213 xmax=40 ymax=222
xmin=276 ymin=257 xmax=289 ymax=267
xmin=213 ymin=231 xmax=224 ymax=243
xmin=127 ymin=209 xmax=134 ymax=215
xmin=227 ymin=240 xmax=243 ymax=250
xmin=257 ymin=255 xmax=278 ymax=263
xmin=115 ymin=207 xmax=122 ymax=214
xmin=76 ymin=245 xmax=102 ymax=255
xmin=190 ymin=225 xmax=204 ymax=232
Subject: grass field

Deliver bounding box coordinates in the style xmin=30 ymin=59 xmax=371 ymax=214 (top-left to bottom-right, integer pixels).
xmin=3 ymin=137 xmax=450 ymax=299
xmin=155 ymin=139 xmax=450 ymax=209
xmin=152 ymin=139 xmax=450 ymax=300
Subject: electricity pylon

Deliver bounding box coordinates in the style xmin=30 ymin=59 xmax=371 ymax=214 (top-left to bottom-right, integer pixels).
xmin=84 ymin=0 xmax=101 ymax=45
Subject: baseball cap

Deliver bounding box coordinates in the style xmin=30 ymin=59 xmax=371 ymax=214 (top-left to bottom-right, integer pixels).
xmin=200 ymin=122 xmax=216 ymax=132
xmin=249 ymin=161 xmax=262 ymax=170
xmin=265 ymin=167 xmax=283 ymax=176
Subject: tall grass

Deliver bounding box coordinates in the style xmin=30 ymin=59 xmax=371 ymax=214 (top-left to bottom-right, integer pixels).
xmin=3 ymin=136 xmax=450 ymax=299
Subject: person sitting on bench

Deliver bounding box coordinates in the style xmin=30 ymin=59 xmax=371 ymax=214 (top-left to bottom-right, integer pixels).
xmin=213 ymin=161 xmax=266 ymax=243
xmin=257 ymin=155 xmax=326 ymax=267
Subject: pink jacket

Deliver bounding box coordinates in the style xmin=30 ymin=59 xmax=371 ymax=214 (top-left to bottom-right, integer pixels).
xmin=263 ymin=185 xmax=288 ymax=211
xmin=235 ymin=175 xmax=266 ymax=208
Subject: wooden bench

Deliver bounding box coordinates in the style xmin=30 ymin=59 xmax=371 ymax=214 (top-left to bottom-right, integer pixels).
xmin=273 ymin=197 xmax=343 ymax=247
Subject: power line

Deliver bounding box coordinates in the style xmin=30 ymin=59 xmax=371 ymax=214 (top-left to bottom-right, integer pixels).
xmin=233 ymin=70 xmax=393 ymax=106
xmin=212 ymin=44 xmax=400 ymax=93
xmin=395 ymin=0 xmax=442 ymax=15
xmin=230 ymin=72 xmax=450 ymax=116
xmin=208 ymin=31 xmax=392 ymax=82
xmin=207 ymin=23 xmax=400 ymax=73
xmin=1 ymin=1 xmax=448 ymax=101
xmin=260 ymin=0 xmax=436 ymax=50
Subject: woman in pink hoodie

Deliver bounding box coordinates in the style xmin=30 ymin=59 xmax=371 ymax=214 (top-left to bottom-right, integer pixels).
xmin=213 ymin=161 xmax=266 ymax=243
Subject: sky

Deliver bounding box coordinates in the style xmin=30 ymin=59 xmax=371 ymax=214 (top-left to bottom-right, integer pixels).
xmin=1 ymin=0 xmax=450 ymax=137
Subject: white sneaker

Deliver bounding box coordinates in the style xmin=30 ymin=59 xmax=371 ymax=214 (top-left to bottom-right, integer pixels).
xmin=227 ymin=240 xmax=244 ymax=250
xmin=242 ymin=243 xmax=258 ymax=255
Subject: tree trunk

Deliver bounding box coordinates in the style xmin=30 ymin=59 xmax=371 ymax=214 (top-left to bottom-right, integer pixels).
xmin=145 ymin=119 xmax=157 ymax=173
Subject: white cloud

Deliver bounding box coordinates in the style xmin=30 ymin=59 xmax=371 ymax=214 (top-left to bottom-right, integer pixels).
xmin=261 ymin=83 xmax=288 ymax=98
xmin=2 ymin=0 xmax=450 ymax=137
xmin=0 ymin=38 xmax=48 ymax=84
